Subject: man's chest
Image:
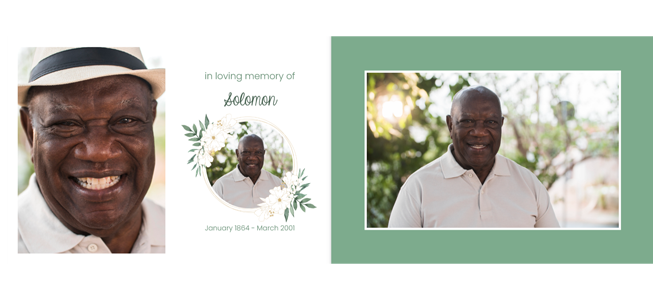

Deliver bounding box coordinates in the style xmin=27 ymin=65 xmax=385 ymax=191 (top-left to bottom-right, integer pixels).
xmin=420 ymin=176 xmax=539 ymax=227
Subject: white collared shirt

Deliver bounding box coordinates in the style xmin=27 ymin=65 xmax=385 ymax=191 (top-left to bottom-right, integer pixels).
xmin=388 ymin=144 xmax=560 ymax=228
xmin=18 ymin=174 xmax=165 ymax=253
xmin=212 ymin=167 xmax=283 ymax=208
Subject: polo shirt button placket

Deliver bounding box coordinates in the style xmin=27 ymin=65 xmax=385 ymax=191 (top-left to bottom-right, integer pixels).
xmin=87 ymin=243 xmax=98 ymax=253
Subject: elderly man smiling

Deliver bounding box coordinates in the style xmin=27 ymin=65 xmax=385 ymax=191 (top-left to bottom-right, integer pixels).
xmin=212 ymin=134 xmax=283 ymax=208
xmin=389 ymin=86 xmax=559 ymax=228
xmin=17 ymin=47 xmax=165 ymax=253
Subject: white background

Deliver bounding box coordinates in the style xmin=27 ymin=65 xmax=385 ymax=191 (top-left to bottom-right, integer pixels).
xmin=0 ymin=1 xmax=657 ymax=299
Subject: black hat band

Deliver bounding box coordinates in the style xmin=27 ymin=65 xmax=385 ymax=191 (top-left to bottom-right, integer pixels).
xmin=29 ymin=47 xmax=147 ymax=82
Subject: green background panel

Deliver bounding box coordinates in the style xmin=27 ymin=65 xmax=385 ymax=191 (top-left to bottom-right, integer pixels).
xmin=331 ymin=37 xmax=652 ymax=263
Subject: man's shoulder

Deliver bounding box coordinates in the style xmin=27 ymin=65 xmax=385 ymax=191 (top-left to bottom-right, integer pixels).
xmin=411 ymin=154 xmax=446 ymax=176
xmin=142 ymin=198 xmax=165 ymax=235
xmin=142 ymin=198 xmax=165 ymax=215
xmin=402 ymin=156 xmax=445 ymax=187
xmin=497 ymin=154 xmax=544 ymax=188
xmin=17 ymin=186 xmax=32 ymax=210
xmin=262 ymin=169 xmax=283 ymax=184
xmin=215 ymin=168 xmax=238 ymax=186
xmin=18 ymin=177 xmax=41 ymax=221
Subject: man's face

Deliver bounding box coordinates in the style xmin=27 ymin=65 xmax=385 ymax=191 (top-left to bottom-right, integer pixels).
xmin=235 ymin=138 xmax=265 ymax=178
xmin=447 ymin=92 xmax=503 ymax=171
xmin=24 ymin=75 xmax=157 ymax=235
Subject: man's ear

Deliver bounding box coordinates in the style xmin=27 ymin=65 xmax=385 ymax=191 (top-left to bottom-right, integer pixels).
xmin=446 ymin=115 xmax=453 ymax=133
xmin=151 ymin=100 xmax=158 ymax=123
xmin=235 ymin=148 xmax=240 ymax=160
xmin=19 ymin=107 xmax=34 ymax=149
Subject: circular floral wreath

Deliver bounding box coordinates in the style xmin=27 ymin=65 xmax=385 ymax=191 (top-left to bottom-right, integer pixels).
xmin=182 ymin=114 xmax=315 ymax=222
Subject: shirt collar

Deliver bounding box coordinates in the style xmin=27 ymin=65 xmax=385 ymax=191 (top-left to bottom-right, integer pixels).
xmin=440 ymin=144 xmax=510 ymax=179
xmin=18 ymin=174 xmax=83 ymax=253
xmin=491 ymin=154 xmax=511 ymax=177
xmin=133 ymin=197 xmax=165 ymax=251
xmin=232 ymin=167 xmax=265 ymax=183
xmin=18 ymin=173 xmax=164 ymax=253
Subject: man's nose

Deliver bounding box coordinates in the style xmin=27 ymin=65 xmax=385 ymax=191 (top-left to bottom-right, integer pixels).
xmin=470 ymin=121 xmax=488 ymax=137
xmin=74 ymin=126 xmax=122 ymax=162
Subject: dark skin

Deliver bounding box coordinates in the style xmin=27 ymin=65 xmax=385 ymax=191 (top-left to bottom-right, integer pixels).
xmin=235 ymin=135 xmax=265 ymax=184
xmin=20 ymin=75 xmax=157 ymax=253
xmin=446 ymin=86 xmax=504 ymax=184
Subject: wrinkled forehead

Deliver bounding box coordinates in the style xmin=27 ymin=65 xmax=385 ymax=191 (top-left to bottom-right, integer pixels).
xmin=238 ymin=137 xmax=265 ymax=151
xmin=29 ymin=76 xmax=152 ymax=114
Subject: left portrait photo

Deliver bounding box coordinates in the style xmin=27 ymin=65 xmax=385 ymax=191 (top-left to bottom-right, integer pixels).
xmin=17 ymin=47 xmax=166 ymax=253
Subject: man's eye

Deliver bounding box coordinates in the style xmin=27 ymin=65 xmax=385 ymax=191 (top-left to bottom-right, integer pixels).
xmin=53 ymin=121 xmax=79 ymax=128
xmin=117 ymin=118 xmax=137 ymax=125
xmin=47 ymin=120 xmax=83 ymax=136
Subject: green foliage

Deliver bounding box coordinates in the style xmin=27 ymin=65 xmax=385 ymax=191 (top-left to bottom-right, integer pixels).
xmin=367 ymin=73 xmax=469 ymax=227
xmin=283 ymin=169 xmax=315 ymax=222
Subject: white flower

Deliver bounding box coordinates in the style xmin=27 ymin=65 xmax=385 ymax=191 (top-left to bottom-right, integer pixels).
xmin=201 ymin=122 xmax=226 ymax=153
xmin=282 ymin=171 xmax=301 ymax=191
xmin=196 ymin=149 xmax=213 ymax=168
xmin=254 ymin=203 xmax=277 ymax=222
xmin=215 ymin=114 xmax=237 ymax=135
xmin=260 ymin=186 xmax=292 ymax=215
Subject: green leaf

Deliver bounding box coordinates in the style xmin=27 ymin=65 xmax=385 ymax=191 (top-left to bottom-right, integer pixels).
xmin=302 ymin=176 xmax=308 ymax=181
xmin=299 ymin=183 xmax=310 ymax=192
xmin=300 ymin=204 xmax=306 ymax=212
xmin=305 ymin=204 xmax=316 ymax=209
xmin=191 ymin=164 xmax=197 ymax=171
xmin=293 ymin=200 xmax=298 ymax=210
xmin=199 ymin=120 xmax=205 ymax=131
xmin=182 ymin=125 xmax=192 ymax=132
xmin=295 ymin=193 xmax=306 ymax=201
xmin=193 ymin=124 xmax=197 ymax=134
xmin=188 ymin=149 xmax=197 ymax=152
xmin=185 ymin=133 xmax=195 ymax=137
xmin=189 ymin=137 xmax=201 ymax=142
xmin=192 ymin=142 xmax=201 ymax=147
xmin=290 ymin=203 xmax=295 ymax=217
xmin=298 ymin=168 xmax=305 ymax=178
xmin=300 ymin=198 xmax=311 ymax=204
xmin=284 ymin=208 xmax=289 ymax=222
xmin=187 ymin=155 xmax=195 ymax=164
xmin=205 ymin=115 xmax=210 ymax=128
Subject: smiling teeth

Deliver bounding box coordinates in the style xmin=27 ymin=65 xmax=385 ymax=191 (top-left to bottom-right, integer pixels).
xmin=75 ymin=176 xmax=121 ymax=190
xmin=471 ymin=145 xmax=486 ymax=149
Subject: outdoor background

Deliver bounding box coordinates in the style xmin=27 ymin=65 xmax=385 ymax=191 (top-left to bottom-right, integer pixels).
xmin=17 ymin=47 xmax=167 ymax=207
xmin=367 ymin=72 xmax=620 ymax=228
xmin=205 ymin=121 xmax=293 ymax=187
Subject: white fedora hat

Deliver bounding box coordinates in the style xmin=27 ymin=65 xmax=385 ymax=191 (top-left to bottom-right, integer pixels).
xmin=18 ymin=47 xmax=165 ymax=106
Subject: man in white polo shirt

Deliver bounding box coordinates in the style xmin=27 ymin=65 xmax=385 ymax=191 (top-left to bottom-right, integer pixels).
xmin=213 ymin=134 xmax=283 ymax=208
xmin=18 ymin=47 xmax=166 ymax=253
xmin=389 ymin=86 xmax=559 ymax=228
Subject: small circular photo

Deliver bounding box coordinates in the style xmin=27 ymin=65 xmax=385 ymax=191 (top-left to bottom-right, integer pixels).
xmin=203 ymin=118 xmax=295 ymax=209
